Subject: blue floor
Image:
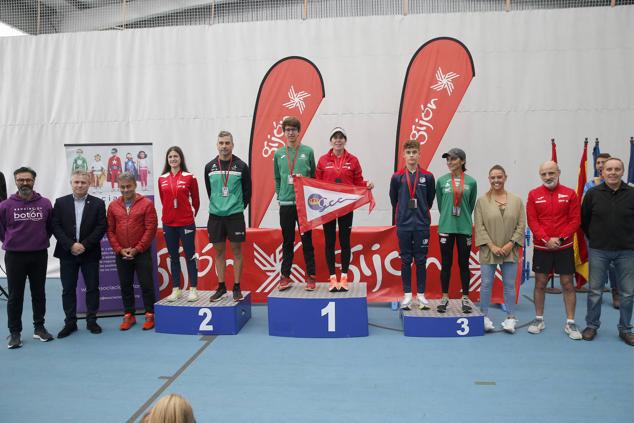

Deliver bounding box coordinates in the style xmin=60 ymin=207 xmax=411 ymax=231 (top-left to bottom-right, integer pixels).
xmin=0 ymin=278 xmax=630 ymax=423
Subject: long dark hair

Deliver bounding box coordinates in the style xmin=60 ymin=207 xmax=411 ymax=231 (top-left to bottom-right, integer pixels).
xmin=162 ymin=146 xmax=189 ymax=174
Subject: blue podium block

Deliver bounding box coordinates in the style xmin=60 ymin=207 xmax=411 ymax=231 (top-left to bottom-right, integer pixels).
xmin=268 ymin=283 xmax=368 ymax=338
xmin=155 ymin=291 xmax=251 ymax=335
xmin=401 ymin=299 xmax=484 ymax=337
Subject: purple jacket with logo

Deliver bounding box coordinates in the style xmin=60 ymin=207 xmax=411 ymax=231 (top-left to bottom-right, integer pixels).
xmin=0 ymin=192 xmax=53 ymax=252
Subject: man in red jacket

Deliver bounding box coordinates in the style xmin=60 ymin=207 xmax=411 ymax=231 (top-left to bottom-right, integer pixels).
xmin=526 ymin=161 xmax=582 ymax=340
xmin=107 ymin=172 xmax=158 ymax=331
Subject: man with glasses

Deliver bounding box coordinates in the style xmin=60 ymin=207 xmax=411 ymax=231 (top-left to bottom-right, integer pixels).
xmin=273 ymin=116 xmax=317 ymax=291
xmin=0 ymin=167 xmax=54 ymax=349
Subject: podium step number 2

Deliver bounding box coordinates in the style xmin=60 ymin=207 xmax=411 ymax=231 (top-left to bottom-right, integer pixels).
xmin=268 ymin=283 xmax=369 ymax=338
xmin=155 ymin=291 xmax=252 ymax=335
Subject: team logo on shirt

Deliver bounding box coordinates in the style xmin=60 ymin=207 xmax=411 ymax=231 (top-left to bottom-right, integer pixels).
xmin=13 ymin=207 xmax=44 ymax=222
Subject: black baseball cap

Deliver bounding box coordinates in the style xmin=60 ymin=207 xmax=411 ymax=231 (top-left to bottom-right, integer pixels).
xmin=441 ymin=148 xmax=466 ymax=161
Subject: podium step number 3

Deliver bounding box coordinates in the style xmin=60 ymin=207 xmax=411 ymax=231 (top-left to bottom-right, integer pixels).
xmin=268 ymin=283 xmax=369 ymax=338
xmin=401 ymin=299 xmax=484 ymax=337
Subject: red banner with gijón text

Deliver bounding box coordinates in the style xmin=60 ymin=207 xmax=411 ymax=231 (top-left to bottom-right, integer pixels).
xmin=248 ymin=57 xmax=325 ymax=228
xmin=394 ymin=37 xmax=475 ymax=171
xmin=156 ymin=226 xmax=521 ymax=305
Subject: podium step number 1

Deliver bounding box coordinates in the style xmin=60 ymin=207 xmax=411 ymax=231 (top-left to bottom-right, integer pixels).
xmin=268 ymin=283 xmax=369 ymax=338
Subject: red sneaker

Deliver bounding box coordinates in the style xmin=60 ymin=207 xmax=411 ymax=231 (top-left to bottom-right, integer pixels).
xmin=339 ymin=274 xmax=349 ymax=292
xmin=305 ymin=275 xmax=316 ymax=291
xmin=328 ymin=275 xmax=338 ymax=292
xmin=278 ymin=275 xmax=292 ymax=291
xmin=119 ymin=313 xmax=136 ymax=331
xmin=142 ymin=312 xmax=155 ymax=331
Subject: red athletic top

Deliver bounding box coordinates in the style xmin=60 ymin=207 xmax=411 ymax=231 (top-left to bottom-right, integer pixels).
xmin=315 ymin=149 xmax=366 ymax=186
xmin=526 ymin=183 xmax=580 ymax=251
xmin=158 ymin=171 xmax=200 ymax=226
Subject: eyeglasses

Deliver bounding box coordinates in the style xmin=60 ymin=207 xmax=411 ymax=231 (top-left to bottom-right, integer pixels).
xmin=284 ymin=128 xmax=299 ymax=133
xmin=16 ymin=178 xmax=34 ymax=184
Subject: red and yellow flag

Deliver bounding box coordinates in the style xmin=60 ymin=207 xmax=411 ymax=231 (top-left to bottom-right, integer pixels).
xmin=574 ymin=141 xmax=589 ymax=288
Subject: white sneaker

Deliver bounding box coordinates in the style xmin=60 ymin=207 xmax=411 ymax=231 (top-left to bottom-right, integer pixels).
xmin=187 ymin=288 xmax=198 ymax=302
xmin=417 ymin=293 xmax=430 ymax=310
xmin=527 ymin=318 xmax=545 ymax=334
xmin=400 ymin=293 xmax=413 ymax=310
xmin=166 ymin=288 xmax=181 ymax=302
xmin=564 ymin=322 xmax=582 ymax=340
xmin=501 ymin=317 xmax=517 ymax=334
xmin=484 ymin=316 xmax=495 ymax=332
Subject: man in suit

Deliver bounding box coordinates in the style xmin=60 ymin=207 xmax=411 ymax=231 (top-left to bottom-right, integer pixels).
xmin=52 ymin=170 xmax=107 ymax=338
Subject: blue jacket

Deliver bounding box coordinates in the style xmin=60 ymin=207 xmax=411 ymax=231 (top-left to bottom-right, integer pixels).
xmin=389 ymin=167 xmax=435 ymax=231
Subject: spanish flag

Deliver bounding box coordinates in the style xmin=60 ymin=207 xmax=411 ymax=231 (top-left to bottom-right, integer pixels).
xmin=574 ymin=140 xmax=589 ymax=288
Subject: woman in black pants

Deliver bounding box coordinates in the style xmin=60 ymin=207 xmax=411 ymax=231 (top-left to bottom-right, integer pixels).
xmin=315 ymin=127 xmax=374 ymax=292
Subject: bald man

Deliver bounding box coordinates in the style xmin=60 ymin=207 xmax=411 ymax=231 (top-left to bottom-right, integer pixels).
xmin=526 ymin=161 xmax=582 ymax=340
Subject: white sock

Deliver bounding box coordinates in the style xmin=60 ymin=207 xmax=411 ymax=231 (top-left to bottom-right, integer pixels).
xmin=566 ymin=319 xmax=575 ymax=324
xmin=536 ymin=315 xmax=544 ymax=320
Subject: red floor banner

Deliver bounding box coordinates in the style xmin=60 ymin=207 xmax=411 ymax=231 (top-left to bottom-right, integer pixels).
xmin=156 ymin=226 xmax=521 ymax=304
xmin=394 ymin=37 xmax=475 ymax=171
xmin=248 ymin=56 xmax=325 ymax=228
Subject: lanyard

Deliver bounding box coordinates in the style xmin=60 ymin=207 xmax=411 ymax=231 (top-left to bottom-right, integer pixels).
xmin=405 ymin=166 xmax=420 ymax=199
xmin=286 ymin=145 xmax=300 ymax=177
xmin=451 ymin=173 xmax=465 ymax=208
xmin=170 ymin=170 xmax=182 ymax=208
xmin=332 ymin=150 xmax=347 ymax=175
xmin=218 ymin=155 xmax=233 ymax=189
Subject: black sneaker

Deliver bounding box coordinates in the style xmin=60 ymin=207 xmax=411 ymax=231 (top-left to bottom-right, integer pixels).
xmin=210 ymin=287 xmax=227 ymax=302
xmin=461 ymin=298 xmax=472 ymax=314
xmin=87 ymin=322 xmax=102 ymax=334
xmin=437 ymin=298 xmax=449 ymax=313
xmin=33 ymin=326 xmax=54 ymax=342
xmin=233 ymin=288 xmax=244 ymax=302
xmin=57 ymin=323 xmax=78 ymax=339
xmin=7 ymin=332 xmax=22 ymax=349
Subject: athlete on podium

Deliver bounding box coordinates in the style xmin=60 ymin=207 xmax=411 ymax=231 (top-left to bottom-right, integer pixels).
xmin=389 ymin=140 xmax=435 ymax=310
xmin=273 ymin=116 xmax=317 ymax=291
xmin=435 ymin=148 xmax=477 ymax=314
xmin=316 ymin=127 xmax=374 ymax=292
xmin=205 ymin=131 xmax=251 ymax=302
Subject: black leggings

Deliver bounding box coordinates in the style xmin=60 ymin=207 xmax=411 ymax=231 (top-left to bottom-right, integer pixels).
xmin=439 ymin=233 xmax=472 ymax=296
xmin=323 ymin=212 xmax=353 ymax=275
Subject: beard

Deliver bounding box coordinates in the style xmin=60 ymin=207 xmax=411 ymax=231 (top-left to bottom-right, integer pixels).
xmin=18 ymin=186 xmax=33 ymax=196
xmin=543 ymin=178 xmax=558 ymax=189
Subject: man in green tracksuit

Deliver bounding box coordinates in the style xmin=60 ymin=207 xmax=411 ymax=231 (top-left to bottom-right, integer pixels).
xmin=435 ymin=148 xmax=478 ymax=314
xmin=205 ymin=130 xmax=252 ymax=301
xmin=273 ymin=116 xmax=317 ymax=291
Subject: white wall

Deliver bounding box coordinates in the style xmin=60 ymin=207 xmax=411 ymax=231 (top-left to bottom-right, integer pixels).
xmin=0 ymin=6 xmax=632 ymax=274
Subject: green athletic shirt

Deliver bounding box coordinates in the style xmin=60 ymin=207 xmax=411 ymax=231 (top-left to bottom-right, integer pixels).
xmin=273 ymin=144 xmax=316 ymax=205
xmin=204 ymin=155 xmax=251 ymax=217
xmin=436 ymin=172 xmax=478 ymax=235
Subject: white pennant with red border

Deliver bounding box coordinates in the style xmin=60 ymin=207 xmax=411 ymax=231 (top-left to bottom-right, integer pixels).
xmin=293 ymin=176 xmax=375 ymax=233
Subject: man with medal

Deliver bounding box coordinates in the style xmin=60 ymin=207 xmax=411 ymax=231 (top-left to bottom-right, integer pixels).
xmin=435 ymin=148 xmax=478 ymax=314
xmin=273 ymin=116 xmax=317 ymax=291
xmin=390 ymin=140 xmax=436 ymax=309
xmin=205 ymin=131 xmax=252 ymax=302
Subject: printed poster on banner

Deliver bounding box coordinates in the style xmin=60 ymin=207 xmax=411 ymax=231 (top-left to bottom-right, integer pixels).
xmin=64 ymin=143 xmax=158 ymax=314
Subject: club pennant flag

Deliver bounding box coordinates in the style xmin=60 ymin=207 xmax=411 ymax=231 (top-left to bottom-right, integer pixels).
xmin=551 ymin=138 xmax=558 ymax=163
xmin=248 ymin=56 xmax=325 ymax=228
xmin=394 ymin=37 xmax=475 ymax=171
xmin=293 ymin=176 xmax=375 ymax=234
xmin=574 ymin=140 xmax=589 ymax=288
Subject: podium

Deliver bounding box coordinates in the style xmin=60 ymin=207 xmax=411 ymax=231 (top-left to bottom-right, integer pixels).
xmin=401 ymin=299 xmax=484 ymax=337
xmin=268 ymin=283 xmax=368 ymax=338
xmin=155 ymin=291 xmax=251 ymax=335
